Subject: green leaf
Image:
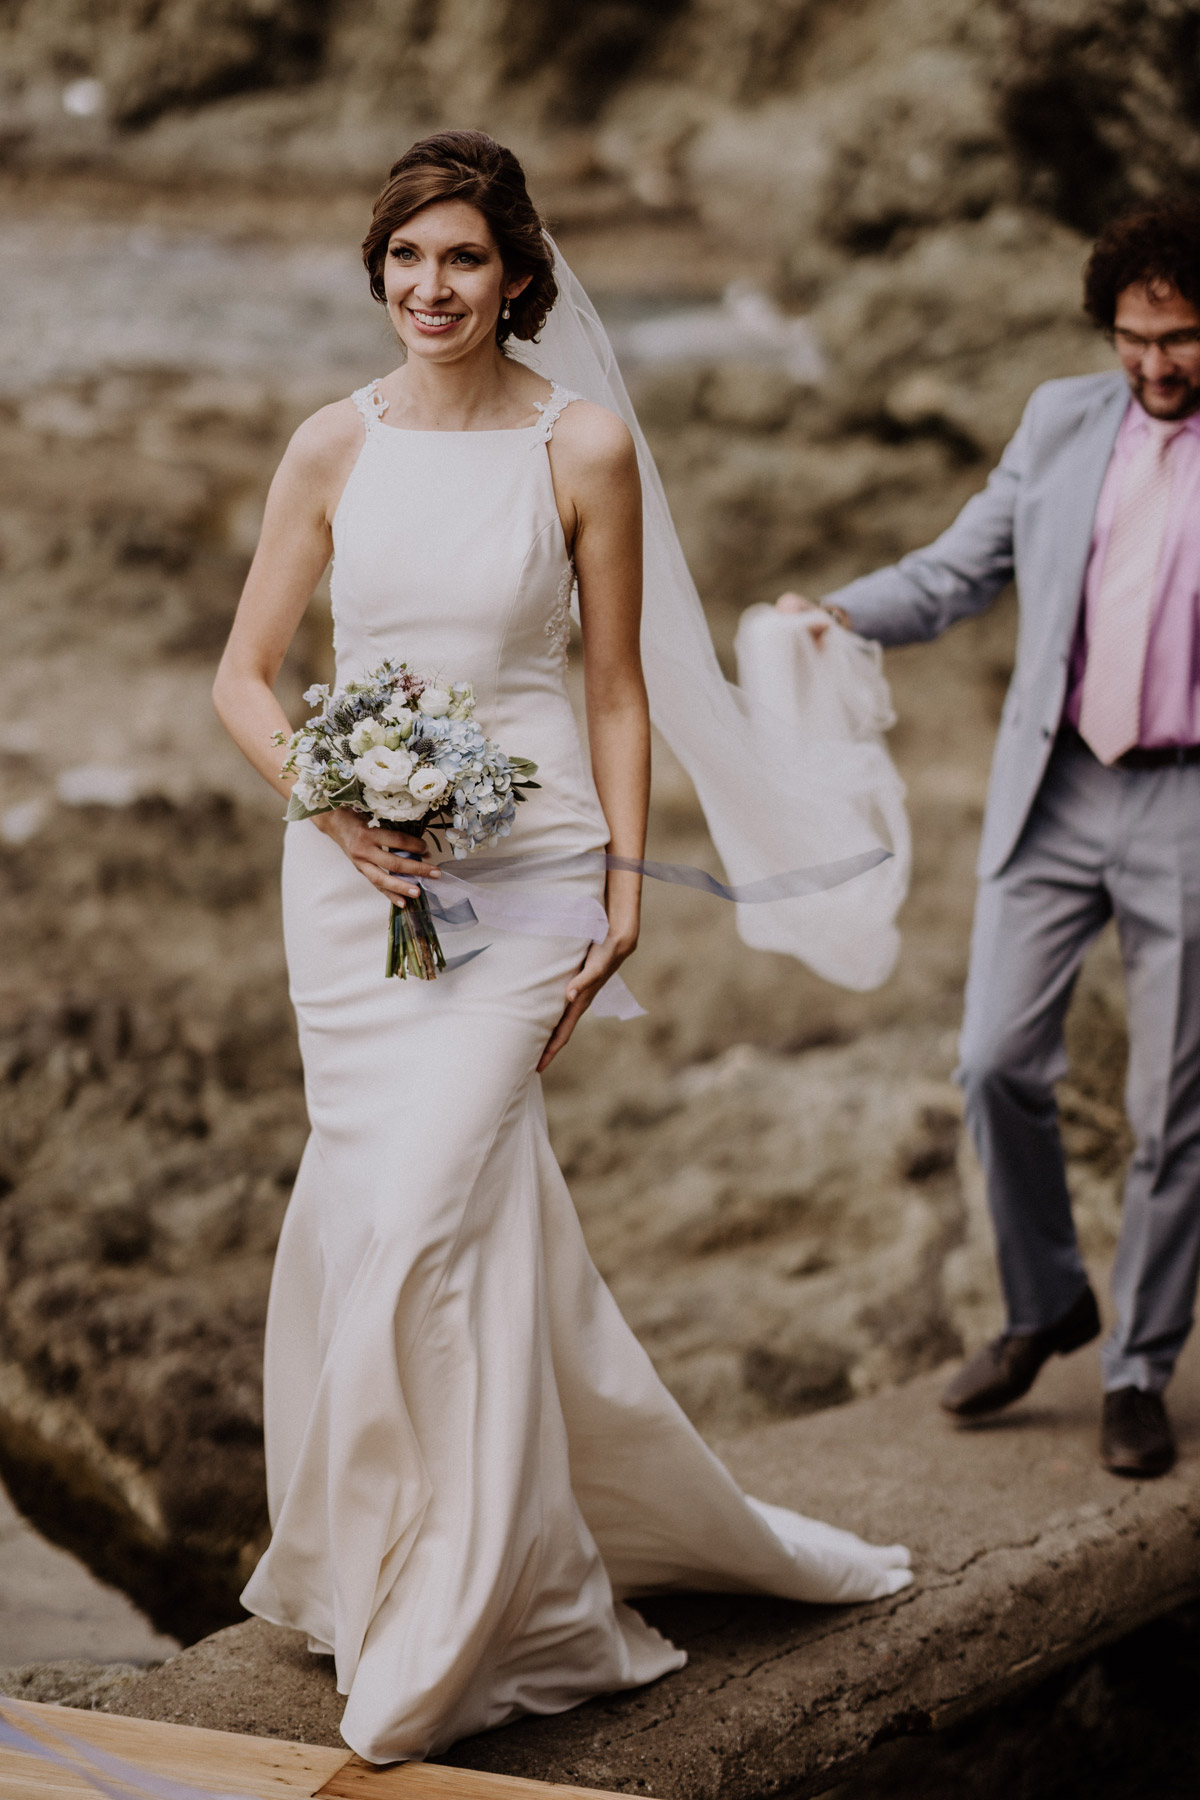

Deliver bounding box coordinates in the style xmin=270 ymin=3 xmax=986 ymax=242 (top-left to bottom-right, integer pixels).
xmin=285 ymin=794 xmax=334 ymax=822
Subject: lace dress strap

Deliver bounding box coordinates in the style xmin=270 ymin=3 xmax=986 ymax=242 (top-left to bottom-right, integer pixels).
xmin=351 ymin=380 xmax=389 ymax=435
xmin=532 ymin=382 xmax=581 ymax=444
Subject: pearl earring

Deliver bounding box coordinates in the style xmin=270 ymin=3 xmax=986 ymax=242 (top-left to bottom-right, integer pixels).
xmin=502 ymin=301 xmax=511 ymax=320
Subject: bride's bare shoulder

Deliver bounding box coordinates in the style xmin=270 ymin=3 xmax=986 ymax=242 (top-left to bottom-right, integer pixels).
xmin=286 ymin=395 xmax=367 ymax=470
xmin=549 ymin=396 xmax=636 ymax=474
xmin=266 ymin=397 xmax=368 ymax=517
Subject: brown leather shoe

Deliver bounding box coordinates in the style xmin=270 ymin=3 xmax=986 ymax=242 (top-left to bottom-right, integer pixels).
xmin=940 ymin=1283 xmax=1101 ymax=1418
xmin=1101 ymin=1387 xmax=1175 ymax=1478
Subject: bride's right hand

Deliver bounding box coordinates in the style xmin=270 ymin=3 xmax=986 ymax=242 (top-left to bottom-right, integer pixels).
xmin=313 ymin=808 xmax=441 ymax=902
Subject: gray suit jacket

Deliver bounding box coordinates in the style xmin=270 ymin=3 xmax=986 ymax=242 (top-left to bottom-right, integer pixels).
xmin=826 ymin=370 xmax=1131 ymax=879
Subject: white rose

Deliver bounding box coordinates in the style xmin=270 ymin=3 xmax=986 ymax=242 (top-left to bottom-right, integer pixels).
xmin=348 ymin=719 xmax=384 ymax=755
xmin=418 ymin=686 xmax=452 ymax=718
xmin=448 ymin=683 xmax=475 ymax=720
xmin=408 ymin=765 xmax=449 ymax=805
xmin=353 ymin=744 xmax=414 ymax=794
xmin=366 ymin=787 xmax=426 ymax=822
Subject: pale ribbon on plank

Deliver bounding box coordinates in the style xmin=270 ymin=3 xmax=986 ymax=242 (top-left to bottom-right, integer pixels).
xmin=0 ymin=1698 xmax=251 ymax=1800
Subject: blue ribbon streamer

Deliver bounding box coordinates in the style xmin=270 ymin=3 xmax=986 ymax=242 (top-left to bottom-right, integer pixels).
xmin=602 ymin=845 xmax=890 ymax=901
xmin=400 ymin=843 xmax=892 ymax=1010
xmin=417 ymin=845 xmax=891 ymax=929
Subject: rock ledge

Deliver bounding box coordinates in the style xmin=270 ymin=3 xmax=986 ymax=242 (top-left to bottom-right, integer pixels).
xmin=102 ymin=1338 xmax=1200 ymax=1799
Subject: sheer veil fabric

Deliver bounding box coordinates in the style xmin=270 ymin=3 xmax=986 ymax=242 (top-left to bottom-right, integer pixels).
xmin=512 ymin=238 xmax=910 ymax=991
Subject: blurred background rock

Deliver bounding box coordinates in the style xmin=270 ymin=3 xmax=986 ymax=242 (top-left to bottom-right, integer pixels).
xmin=0 ymin=0 xmax=1174 ymax=1663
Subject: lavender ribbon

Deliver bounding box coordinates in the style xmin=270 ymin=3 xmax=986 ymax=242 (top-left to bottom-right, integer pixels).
xmin=0 ymin=1699 xmax=249 ymax=1800
xmin=407 ymin=845 xmax=890 ymax=1019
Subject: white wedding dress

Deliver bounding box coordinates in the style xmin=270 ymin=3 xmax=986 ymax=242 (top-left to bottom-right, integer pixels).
xmin=240 ymin=377 xmax=911 ymax=1765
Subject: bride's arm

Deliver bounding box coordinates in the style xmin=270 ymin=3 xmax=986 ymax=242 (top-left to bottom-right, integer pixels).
xmin=538 ymin=404 xmax=647 ymax=1072
xmin=213 ymin=410 xmax=346 ymax=796
xmin=212 ymin=405 xmax=440 ymax=903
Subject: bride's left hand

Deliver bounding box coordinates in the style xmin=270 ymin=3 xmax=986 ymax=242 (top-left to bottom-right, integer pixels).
xmin=536 ymin=927 xmax=637 ymax=1073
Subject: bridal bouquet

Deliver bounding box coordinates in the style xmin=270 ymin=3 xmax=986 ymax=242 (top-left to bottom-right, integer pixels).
xmin=275 ymin=660 xmax=537 ymax=980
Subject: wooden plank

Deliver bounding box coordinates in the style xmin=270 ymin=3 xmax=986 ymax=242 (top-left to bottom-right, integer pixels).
xmin=317 ymin=1756 xmax=645 ymax=1799
xmin=0 ymin=1756 xmax=101 ymax=1800
xmin=0 ymin=1701 xmax=348 ymax=1797
xmin=0 ymin=1703 xmax=653 ymax=1800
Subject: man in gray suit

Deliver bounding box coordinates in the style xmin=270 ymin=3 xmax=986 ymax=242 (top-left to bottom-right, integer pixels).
xmin=782 ymin=198 xmax=1200 ymax=1477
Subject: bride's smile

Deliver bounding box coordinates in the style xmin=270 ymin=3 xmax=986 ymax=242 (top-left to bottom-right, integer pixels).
xmin=409 ymin=308 xmax=463 ymax=330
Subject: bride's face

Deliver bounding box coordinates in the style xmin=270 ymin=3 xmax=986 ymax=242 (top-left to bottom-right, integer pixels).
xmin=383 ymin=200 xmax=530 ymax=361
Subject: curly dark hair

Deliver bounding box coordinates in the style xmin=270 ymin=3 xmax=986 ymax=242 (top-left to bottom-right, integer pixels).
xmin=1084 ymin=196 xmax=1200 ymax=330
xmin=361 ymin=131 xmax=556 ymax=347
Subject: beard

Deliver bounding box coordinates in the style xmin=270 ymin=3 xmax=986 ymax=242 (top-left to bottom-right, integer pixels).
xmin=1130 ymin=367 xmax=1200 ymax=420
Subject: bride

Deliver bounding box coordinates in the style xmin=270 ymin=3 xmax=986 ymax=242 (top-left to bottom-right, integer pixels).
xmin=213 ymin=129 xmax=910 ymax=1766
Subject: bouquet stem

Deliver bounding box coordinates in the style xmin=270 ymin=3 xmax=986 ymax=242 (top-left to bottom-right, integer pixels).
xmin=386 ymin=890 xmax=447 ymax=981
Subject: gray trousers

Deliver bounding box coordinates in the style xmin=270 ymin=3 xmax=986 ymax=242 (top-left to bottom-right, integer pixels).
xmin=957 ymin=730 xmax=1200 ymax=1392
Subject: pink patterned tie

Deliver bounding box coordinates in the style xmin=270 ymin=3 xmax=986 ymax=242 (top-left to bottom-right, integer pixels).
xmin=1078 ymin=417 xmax=1184 ymax=765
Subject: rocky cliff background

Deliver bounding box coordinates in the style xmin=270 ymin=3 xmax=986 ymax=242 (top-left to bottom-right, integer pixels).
xmin=0 ymin=0 xmax=1192 ymax=1642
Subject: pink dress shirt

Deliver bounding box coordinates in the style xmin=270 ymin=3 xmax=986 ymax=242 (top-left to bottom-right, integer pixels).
xmin=1065 ymin=400 xmax=1200 ymax=747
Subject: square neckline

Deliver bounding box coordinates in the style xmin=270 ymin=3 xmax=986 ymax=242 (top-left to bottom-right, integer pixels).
xmin=353 ymin=378 xmax=573 ymax=438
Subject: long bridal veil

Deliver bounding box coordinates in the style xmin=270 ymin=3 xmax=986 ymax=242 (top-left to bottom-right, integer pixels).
xmin=513 ymin=238 xmax=910 ymax=992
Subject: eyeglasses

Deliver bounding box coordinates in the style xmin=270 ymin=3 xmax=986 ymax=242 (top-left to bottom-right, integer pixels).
xmin=1111 ymin=326 xmax=1200 ymax=357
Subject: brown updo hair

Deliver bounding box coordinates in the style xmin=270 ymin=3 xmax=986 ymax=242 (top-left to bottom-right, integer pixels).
xmin=362 ymin=131 xmax=557 ymax=346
